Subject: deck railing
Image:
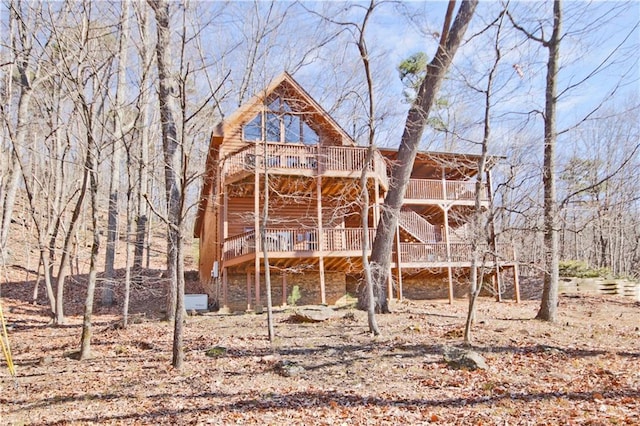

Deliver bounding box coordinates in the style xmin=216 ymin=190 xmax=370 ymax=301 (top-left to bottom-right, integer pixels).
xmin=224 ymin=228 xmax=515 ymax=264
xmin=222 ymin=143 xmax=387 ymax=186
xmin=405 ymin=179 xmax=488 ymax=202
xmin=223 ymin=227 xmax=376 ymax=260
xmin=399 ymin=242 xmax=516 ymax=263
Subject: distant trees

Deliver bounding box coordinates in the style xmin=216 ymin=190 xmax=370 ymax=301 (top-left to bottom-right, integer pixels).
xmin=558 ymin=109 xmax=640 ymax=278
xmin=503 ymin=0 xmax=639 ymax=320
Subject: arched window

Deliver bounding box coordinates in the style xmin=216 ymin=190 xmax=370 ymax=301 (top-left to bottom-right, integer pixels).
xmin=242 ymin=96 xmax=319 ymax=145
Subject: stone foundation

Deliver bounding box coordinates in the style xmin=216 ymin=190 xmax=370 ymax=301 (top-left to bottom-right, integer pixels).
xmin=223 ymin=270 xmax=346 ymax=312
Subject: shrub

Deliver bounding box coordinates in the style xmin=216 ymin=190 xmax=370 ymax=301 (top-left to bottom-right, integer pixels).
xmin=559 ymin=260 xmax=611 ymax=278
xmin=287 ymin=285 xmax=301 ymax=306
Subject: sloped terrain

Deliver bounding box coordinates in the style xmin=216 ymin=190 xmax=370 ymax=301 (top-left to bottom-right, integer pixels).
xmin=1 ymin=289 xmax=638 ymax=425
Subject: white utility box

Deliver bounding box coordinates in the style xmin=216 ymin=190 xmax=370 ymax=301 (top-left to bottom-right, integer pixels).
xmin=185 ymin=294 xmax=208 ymax=311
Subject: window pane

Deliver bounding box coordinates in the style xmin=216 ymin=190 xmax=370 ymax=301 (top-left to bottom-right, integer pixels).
xmin=265 ymin=112 xmax=280 ymax=142
xmin=243 ymin=114 xmax=262 ymax=141
xmin=267 ymin=97 xmax=281 ymax=111
xmin=302 ymin=121 xmax=319 ymax=145
xmin=280 ymin=100 xmax=293 ymax=113
xmin=283 ymin=114 xmax=301 ymax=143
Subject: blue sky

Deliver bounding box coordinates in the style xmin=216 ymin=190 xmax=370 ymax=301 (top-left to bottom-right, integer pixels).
xmin=290 ymin=1 xmax=639 ymax=153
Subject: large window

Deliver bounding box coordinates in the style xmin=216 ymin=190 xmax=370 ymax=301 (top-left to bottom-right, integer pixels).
xmin=242 ymin=96 xmax=319 ymax=145
xmin=244 ymin=115 xmax=262 ymax=141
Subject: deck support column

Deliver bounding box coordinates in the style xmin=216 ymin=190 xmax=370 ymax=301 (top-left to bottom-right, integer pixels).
xmin=246 ymin=271 xmax=252 ymax=311
xmin=512 ymin=246 xmax=521 ymax=303
xmin=222 ymin=180 xmax=229 ymax=310
xmin=513 ymin=265 xmax=521 ymax=303
xmin=316 ymin=172 xmax=326 ymax=305
xmin=282 ymin=273 xmax=288 ymax=306
xmin=373 ymin=178 xmax=380 ymax=225
xmin=395 ymin=220 xmax=403 ymax=301
xmin=222 ymin=267 xmax=228 ymax=309
xmin=487 ymin=169 xmax=502 ymax=302
xmin=442 ymin=204 xmax=454 ymax=304
xmin=447 ymin=266 xmax=454 ymax=303
xmin=254 ymin=148 xmax=261 ymax=311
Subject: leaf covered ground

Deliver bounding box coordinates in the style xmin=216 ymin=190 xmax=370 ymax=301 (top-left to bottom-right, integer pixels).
xmin=1 ymin=290 xmax=639 ymax=425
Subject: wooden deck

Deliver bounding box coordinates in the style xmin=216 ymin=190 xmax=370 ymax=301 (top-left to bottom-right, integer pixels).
xmin=222 ymin=143 xmax=389 ymax=189
xmin=404 ymin=179 xmax=488 ymax=204
xmin=223 ymin=227 xmax=516 ymax=268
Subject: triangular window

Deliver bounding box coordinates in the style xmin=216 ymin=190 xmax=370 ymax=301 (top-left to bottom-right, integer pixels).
xmin=243 ymin=114 xmax=262 ymax=141
xmin=242 ymin=96 xmax=319 ymax=145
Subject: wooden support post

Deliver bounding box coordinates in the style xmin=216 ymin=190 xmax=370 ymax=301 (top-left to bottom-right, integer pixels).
xmin=443 ymin=205 xmax=454 ymax=304
xmin=254 ymin=148 xmax=261 ymax=311
xmin=492 ymin=273 xmax=501 ymax=302
xmin=222 ymin=267 xmax=228 ymax=309
xmin=395 ymin=221 xmax=403 ymax=301
xmin=512 ymin=245 xmax=521 ymax=303
xmin=282 ymin=273 xmax=287 ymax=306
xmin=223 ymin=179 xmax=228 ymax=242
xmin=317 ymin=174 xmax=326 ymax=305
xmin=220 ymin=169 xmax=229 ymax=310
xmin=374 ymin=178 xmax=380 ymax=225
xmin=486 ymin=169 xmax=502 ymax=302
xmin=447 ymin=266 xmax=454 ymax=304
xmin=513 ymin=264 xmax=521 ymax=303
xmin=246 ymin=271 xmax=252 ymax=311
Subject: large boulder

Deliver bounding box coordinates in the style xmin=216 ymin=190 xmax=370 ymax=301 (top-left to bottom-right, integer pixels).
xmin=286 ymin=306 xmax=338 ymax=323
xmin=443 ymin=346 xmax=488 ymax=370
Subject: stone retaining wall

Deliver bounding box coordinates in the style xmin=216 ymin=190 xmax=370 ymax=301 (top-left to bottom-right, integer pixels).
xmin=559 ymin=277 xmax=640 ymax=301
xmin=224 ymin=271 xmax=346 ymax=312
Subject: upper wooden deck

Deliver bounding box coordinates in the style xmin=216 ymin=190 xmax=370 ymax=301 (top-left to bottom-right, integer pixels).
xmin=222 ymin=142 xmax=388 ymax=188
xmin=221 ymin=142 xmax=490 ymax=205
xmin=405 ymin=179 xmax=489 ymax=205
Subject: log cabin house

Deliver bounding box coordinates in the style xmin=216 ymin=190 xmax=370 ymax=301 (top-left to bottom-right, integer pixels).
xmin=194 ymin=72 xmax=519 ymax=312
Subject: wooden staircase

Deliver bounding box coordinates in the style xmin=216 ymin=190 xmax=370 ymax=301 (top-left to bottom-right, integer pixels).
xmin=398 ymin=208 xmax=440 ymax=243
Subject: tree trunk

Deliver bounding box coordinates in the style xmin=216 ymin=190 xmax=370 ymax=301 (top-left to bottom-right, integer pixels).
xmin=172 ymin=233 xmax=185 ymax=369
xmin=365 ymin=0 xmax=478 ymax=311
xmin=79 ymin=137 xmax=99 ymax=360
xmin=149 ymin=0 xmax=181 ymax=324
xmin=536 ymin=0 xmax=562 ymax=322
xmin=463 ymin=5 xmax=505 ymax=344
xmin=260 ymin=142 xmax=275 ymax=343
xmin=133 ymin=1 xmax=151 ymax=273
xmin=122 ymin=162 xmax=136 ymax=328
xmin=0 ymin=153 xmax=21 ymax=262
xmin=360 ymin=147 xmax=380 ymax=335
xmin=103 ymin=0 xmax=131 ymax=306
xmin=352 ymin=0 xmax=380 ymax=334
xmin=54 ymin=131 xmax=93 ymax=325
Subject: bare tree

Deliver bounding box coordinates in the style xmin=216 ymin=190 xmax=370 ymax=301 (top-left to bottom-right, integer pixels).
xmin=132 ymin=0 xmax=153 ymax=275
xmin=351 ymin=1 xmax=381 ymax=335
xmin=147 ymin=0 xmax=186 ymax=368
xmin=78 ymin=98 xmax=101 ymax=361
xmin=0 ymin=0 xmax=43 ymax=276
xmin=506 ymin=1 xmax=561 ymax=321
xmin=366 ymin=0 xmax=479 ymax=312
xmin=102 ymin=0 xmax=131 ymax=306
xmin=462 ymin=6 xmax=508 ymax=344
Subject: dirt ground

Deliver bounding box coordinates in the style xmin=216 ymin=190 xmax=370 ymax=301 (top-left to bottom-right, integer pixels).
xmin=1 ymin=274 xmax=639 ymax=425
